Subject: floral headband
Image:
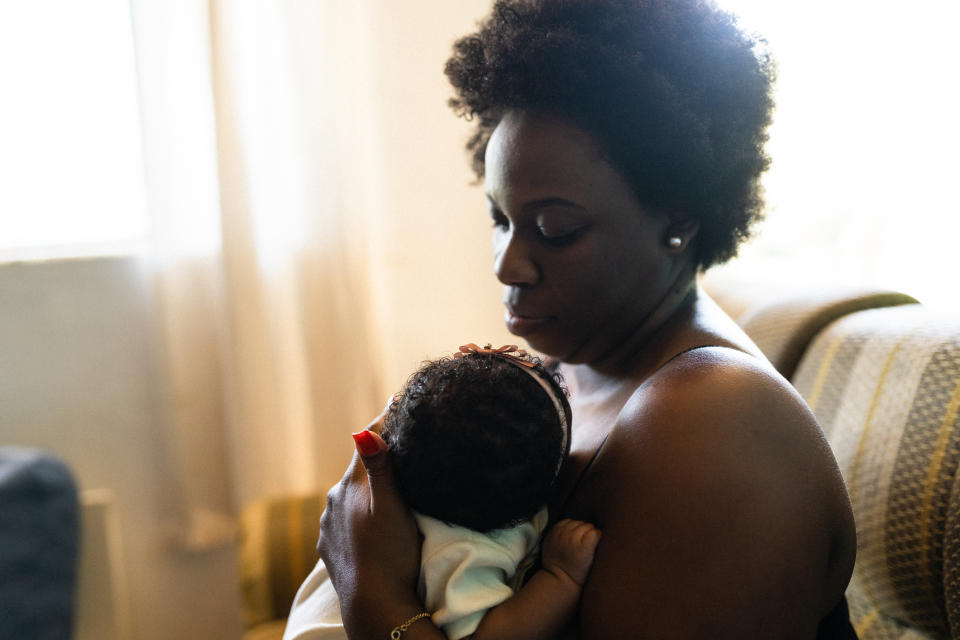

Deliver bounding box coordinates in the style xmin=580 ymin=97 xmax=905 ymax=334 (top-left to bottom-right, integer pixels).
xmin=454 ymin=343 xmax=570 ymax=473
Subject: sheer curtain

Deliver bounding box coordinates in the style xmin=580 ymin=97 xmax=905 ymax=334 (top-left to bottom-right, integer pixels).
xmin=132 ymin=0 xmax=506 ymax=549
xmin=132 ymin=0 xmax=392 ymax=548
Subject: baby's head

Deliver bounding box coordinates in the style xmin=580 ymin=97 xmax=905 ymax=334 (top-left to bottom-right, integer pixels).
xmin=382 ymin=346 xmax=570 ymax=533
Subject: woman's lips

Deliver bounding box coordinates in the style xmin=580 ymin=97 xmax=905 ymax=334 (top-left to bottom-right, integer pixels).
xmin=504 ymin=309 xmax=553 ymax=336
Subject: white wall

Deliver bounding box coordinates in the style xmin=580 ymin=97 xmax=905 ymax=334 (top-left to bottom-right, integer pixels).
xmin=0 ymin=257 xmax=242 ymax=640
xmin=361 ymin=0 xmax=515 ymax=388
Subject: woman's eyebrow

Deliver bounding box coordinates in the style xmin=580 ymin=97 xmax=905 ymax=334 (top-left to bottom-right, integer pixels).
xmin=485 ymin=194 xmax=588 ymax=214
xmin=521 ymin=197 xmax=587 ymax=213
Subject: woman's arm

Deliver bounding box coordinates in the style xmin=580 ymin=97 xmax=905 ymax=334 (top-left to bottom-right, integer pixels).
xmin=316 ymin=412 xmax=445 ymax=640
xmin=575 ymin=351 xmax=845 ymax=638
xmin=469 ymin=519 xmax=601 ymax=640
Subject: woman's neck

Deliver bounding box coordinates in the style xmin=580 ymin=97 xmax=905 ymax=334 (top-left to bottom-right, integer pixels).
xmin=567 ymin=264 xmax=700 ymax=393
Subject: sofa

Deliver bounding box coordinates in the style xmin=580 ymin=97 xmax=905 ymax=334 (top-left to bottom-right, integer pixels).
xmin=238 ymin=281 xmax=960 ymax=639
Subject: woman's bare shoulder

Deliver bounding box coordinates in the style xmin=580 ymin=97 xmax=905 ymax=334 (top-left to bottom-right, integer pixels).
xmin=574 ymin=347 xmax=849 ymax=638
xmin=602 ymin=346 xmax=843 ymax=521
xmin=621 ymin=345 xmax=824 ymax=453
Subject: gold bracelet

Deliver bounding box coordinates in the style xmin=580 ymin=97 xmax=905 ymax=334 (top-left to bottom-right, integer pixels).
xmin=390 ymin=612 xmax=431 ymax=639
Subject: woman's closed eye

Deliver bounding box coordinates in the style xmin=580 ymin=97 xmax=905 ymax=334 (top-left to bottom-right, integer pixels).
xmin=536 ymin=213 xmax=588 ymax=246
xmin=490 ymin=209 xmax=510 ymax=231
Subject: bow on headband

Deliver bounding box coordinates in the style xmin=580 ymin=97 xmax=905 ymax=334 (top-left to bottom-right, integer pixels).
xmin=453 ymin=343 xmax=537 ymax=368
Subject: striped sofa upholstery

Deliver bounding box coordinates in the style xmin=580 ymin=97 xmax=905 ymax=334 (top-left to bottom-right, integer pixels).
xmin=791 ymin=306 xmax=960 ymax=639
xmin=238 ymin=492 xmax=325 ymax=640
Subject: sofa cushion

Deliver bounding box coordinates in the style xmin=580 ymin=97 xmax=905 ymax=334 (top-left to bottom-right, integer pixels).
xmin=793 ymin=305 xmax=960 ymax=638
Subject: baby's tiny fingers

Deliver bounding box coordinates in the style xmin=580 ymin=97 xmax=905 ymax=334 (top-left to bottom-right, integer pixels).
xmin=581 ymin=527 xmax=602 ymax=549
xmin=547 ymin=519 xmax=576 ymax=539
xmin=564 ymin=519 xmax=599 ymax=539
xmin=555 ymin=518 xmax=593 ymax=531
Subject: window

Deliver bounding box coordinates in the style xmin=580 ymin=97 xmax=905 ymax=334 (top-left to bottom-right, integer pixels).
xmin=713 ymin=0 xmax=960 ymax=310
xmin=0 ymin=0 xmax=149 ymax=261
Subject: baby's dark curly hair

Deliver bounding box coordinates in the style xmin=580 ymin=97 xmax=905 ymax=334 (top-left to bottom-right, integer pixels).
xmin=382 ymin=352 xmax=569 ymax=532
xmin=445 ymin=0 xmax=775 ymax=268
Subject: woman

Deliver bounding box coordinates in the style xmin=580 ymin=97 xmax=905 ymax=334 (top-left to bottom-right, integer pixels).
xmin=309 ymin=0 xmax=857 ymax=637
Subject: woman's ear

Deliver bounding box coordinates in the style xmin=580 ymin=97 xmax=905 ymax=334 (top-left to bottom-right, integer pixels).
xmin=664 ymin=219 xmax=700 ymax=253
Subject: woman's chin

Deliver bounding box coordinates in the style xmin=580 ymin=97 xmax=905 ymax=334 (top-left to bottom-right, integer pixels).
xmin=504 ymin=318 xmax=570 ymax=360
xmin=504 ymin=311 xmax=555 ymax=337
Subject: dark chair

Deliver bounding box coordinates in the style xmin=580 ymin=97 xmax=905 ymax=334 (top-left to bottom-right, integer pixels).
xmin=0 ymin=447 xmax=80 ymax=640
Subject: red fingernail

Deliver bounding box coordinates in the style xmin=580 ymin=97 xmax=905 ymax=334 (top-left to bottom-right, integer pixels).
xmin=352 ymin=430 xmax=380 ymax=456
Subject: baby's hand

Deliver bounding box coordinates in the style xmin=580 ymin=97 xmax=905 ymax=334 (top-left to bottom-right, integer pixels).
xmin=541 ymin=518 xmax=601 ymax=586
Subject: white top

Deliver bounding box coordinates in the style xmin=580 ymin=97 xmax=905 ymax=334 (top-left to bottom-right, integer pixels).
xmin=282 ymin=508 xmax=548 ymax=640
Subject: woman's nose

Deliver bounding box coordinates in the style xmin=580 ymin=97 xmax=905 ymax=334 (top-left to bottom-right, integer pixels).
xmin=493 ymin=230 xmax=539 ymax=286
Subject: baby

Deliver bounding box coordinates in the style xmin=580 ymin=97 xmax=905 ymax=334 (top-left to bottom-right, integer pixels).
xmin=284 ymin=344 xmax=601 ymax=640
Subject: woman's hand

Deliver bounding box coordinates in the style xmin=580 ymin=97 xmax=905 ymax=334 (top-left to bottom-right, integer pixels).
xmin=316 ymin=406 xmax=429 ymax=637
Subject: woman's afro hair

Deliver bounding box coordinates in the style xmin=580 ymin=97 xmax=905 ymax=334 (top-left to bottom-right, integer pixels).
xmin=445 ymin=0 xmax=776 ymax=268
xmin=382 ymin=352 xmax=569 ymax=532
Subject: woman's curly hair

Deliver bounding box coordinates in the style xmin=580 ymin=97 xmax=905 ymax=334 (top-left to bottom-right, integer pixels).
xmin=445 ymin=0 xmax=775 ymax=268
xmin=383 ymin=353 xmax=569 ymax=532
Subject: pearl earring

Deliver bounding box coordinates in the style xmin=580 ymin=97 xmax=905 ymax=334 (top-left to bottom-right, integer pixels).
xmin=667 ymin=236 xmax=683 ymax=249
